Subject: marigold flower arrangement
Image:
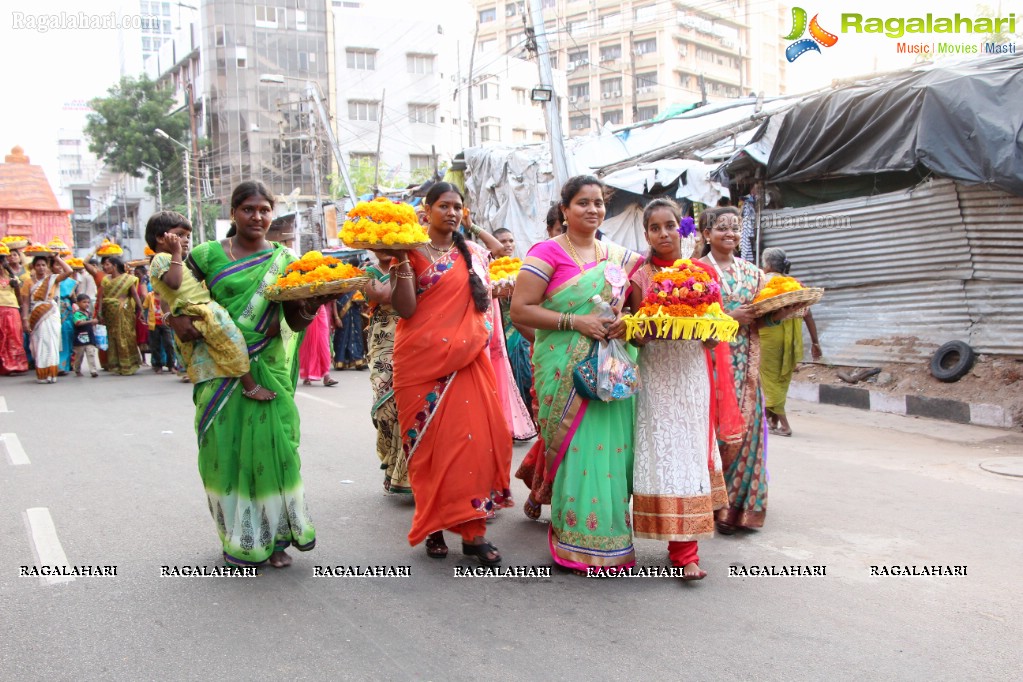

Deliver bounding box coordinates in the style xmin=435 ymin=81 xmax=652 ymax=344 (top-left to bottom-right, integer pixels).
xmin=66 ymin=257 xmax=85 ymax=269
xmin=273 ymin=251 xmax=365 ymax=289
xmin=753 ymin=275 xmax=803 ymax=302
xmin=144 ymin=245 xmax=156 ymax=257
xmin=1 ymin=236 xmax=28 ymax=249
xmin=97 ymin=239 xmax=123 ymax=256
xmin=623 ymin=258 xmax=739 ymax=342
xmin=47 ymin=238 xmax=71 ymax=256
xmin=489 ymin=256 xmax=522 ymax=283
xmin=339 ymin=197 xmax=430 ymax=247
xmin=24 ymin=243 xmax=52 ymax=255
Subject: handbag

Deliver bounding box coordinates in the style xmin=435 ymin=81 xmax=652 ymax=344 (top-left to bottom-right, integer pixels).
xmin=572 ymin=341 xmax=601 ymax=401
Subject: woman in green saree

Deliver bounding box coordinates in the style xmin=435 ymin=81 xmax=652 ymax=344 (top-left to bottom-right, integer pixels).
xmin=512 ymin=175 xmax=643 ymax=573
xmin=97 ymin=256 xmax=142 ymax=375
xmin=171 ymin=181 xmax=335 ymax=568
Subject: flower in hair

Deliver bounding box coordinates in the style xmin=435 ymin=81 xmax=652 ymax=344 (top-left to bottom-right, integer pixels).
xmin=678 ymin=216 xmax=696 ymax=238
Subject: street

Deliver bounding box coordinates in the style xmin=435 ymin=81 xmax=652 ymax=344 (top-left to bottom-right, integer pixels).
xmin=1 ymin=369 xmax=1021 ymax=681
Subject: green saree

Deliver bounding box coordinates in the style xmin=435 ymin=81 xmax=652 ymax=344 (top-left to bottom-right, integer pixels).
xmin=188 ymin=241 xmax=315 ymax=566
xmin=100 ymin=273 xmax=140 ymax=375
xmin=531 ymin=245 xmax=638 ymax=571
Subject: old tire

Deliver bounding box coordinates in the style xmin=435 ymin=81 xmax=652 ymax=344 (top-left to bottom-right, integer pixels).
xmin=930 ymin=341 xmax=975 ymax=383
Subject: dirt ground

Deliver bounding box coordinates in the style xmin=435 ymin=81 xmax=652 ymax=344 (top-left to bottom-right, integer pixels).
xmin=792 ymin=354 xmax=1023 ymax=424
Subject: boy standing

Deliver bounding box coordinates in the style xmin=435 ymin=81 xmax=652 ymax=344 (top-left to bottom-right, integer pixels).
xmin=72 ymin=294 xmax=100 ymax=377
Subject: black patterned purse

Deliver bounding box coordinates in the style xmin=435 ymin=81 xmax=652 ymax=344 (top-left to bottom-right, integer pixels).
xmin=572 ymin=341 xmax=602 ymax=401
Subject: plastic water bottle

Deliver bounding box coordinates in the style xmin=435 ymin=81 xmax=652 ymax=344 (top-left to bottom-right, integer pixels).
xmin=592 ymin=295 xmax=615 ymax=322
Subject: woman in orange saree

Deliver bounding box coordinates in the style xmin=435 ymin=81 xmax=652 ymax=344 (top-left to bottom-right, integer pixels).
xmin=391 ymin=183 xmax=511 ymax=565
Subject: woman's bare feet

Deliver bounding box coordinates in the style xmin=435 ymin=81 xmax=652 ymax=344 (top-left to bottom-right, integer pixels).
xmin=242 ymin=384 xmax=276 ymax=401
xmin=681 ymin=562 xmax=707 ymax=581
xmin=268 ymin=550 xmax=292 ymax=568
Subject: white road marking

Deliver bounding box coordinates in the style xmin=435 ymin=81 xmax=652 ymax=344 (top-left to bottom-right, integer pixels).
xmin=0 ymin=397 xmax=10 ymax=412
xmin=1 ymin=433 xmax=29 ymax=465
xmin=25 ymin=508 xmax=74 ymax=585
xmin=295 ymin=392 xmax=346 ymax=409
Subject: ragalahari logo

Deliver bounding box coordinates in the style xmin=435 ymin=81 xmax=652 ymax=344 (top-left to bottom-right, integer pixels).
xmin=784 ymin=7 xmax=839 ymax=62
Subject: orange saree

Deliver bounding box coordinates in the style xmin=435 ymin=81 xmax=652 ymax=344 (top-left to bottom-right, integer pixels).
xmin=393 ymin=247 xmax=512 ymax=546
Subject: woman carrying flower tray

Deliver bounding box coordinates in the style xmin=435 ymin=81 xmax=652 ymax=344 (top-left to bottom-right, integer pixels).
xmin=627 ymin=199 xmax=745 ymax=580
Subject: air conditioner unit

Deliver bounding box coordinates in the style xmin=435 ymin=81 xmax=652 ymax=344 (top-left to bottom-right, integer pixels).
xmin=601 ymin=92 xmax=611 ymax=99
xmin=569 ymin=96 xmax=578 ymax=103
xmin=613 ymin=90 xmax=621 ymax=97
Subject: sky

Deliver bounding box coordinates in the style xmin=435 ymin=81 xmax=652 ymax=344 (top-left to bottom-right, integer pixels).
xmin=0 ymin=0 xmax=1018 ymax=204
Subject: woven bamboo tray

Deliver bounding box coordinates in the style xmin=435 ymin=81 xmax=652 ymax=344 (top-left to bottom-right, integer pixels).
xmin=343 ymin=240 xmax=430 ymax=251
xmin=1 ymin=239 xmax=28 ymax=250
xmin=23 ymin=248 xmax=54 ymax=258
xmin=750 ymin=287 xmax=824 ymax=316
xmin=265 ymin=276 xmax=371 ymax=302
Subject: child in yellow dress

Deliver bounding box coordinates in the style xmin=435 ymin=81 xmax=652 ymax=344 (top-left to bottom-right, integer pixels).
xmin=145 ymin=211 xmax=275 ymax=400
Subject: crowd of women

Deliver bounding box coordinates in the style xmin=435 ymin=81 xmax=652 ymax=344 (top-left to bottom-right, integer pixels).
xmin=1 ymin=176 xmax=819 ymax=580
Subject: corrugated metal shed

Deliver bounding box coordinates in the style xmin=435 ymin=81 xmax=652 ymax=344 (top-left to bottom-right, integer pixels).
xmin=761 ymin=179 xmax=1023 ymax=365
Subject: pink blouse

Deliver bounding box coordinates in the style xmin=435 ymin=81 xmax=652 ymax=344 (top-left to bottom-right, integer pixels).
xmin=526 ymin=239 xmax=602 ymax=296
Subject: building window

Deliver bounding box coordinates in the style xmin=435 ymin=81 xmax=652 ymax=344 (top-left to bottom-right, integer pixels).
xmin=600 ymin=77 xmax=622 ymax=99
xmin=600 ymin=12 xmax=621 ymax=31
xmin=346 ymin=49 xmax=376 ymax=70
xmin=512 ymin=128 xmax=527 ymax=142
xmin=568 ymin=49 xmax=588 ymax=65
xmin=410 ymin=154 xmax=432 ymax=171
xmin=568 ymin=83 xmax=589 ymax=102
xmin=236 ymin=46 xmax=248 ymax=68
xmin=480 ymin=117 xmax=501 ymax=142
xmin=348 ymin=100 xmax=379 ymax=121
xmin=408 ymin=104 xmax=437 ymax=125
xmin=478 ymin=38 xmax=496 ymax=53
xmin=603 ymin=109 xmax=623 ymax=125
xmin=142 ymin=37 xmax=152 ymax=52
xmin=513 ymin=88 xmax=527 ymax=105
xmin=407 ymin=54 xmax=435 ymax=75
xmin=570 ymin=115 xmax=590 ymax=131
xmin=599 ymin=44 xmax=621 ymax=62
xmin=636 ymin=105 xmax=658 ymax=121
xmin=542 ymin=0 xmax=555 ymax=7
xmin=507 ymin=32 xmax=524 ymax=51
xmin=214 ymin=25 xmax=226 ymax=46
xmin=567 ymin=16 xmax=588 ymax=37
xmin=635 ymin=71 xmax=657 ymax=90
xmin=350 ymin=153 xmax=377 ymax=168
xmin=634 ymin=5 xmax=656 ymax=23
xmin=634 ymin=37 xmax=657 ymax=55
xmin=679 ymin=74 xmax=693 ymax=88
xmin=255 ymin=5 xmax=280 ymax=28
xmin=479 ymin=82 xmax=498 ymax=100
xmin=296 ymin=10 xmax=307 ymax=31
xmin=532 ymin=132 xmax=546 ymax=142
xmin=505 ymin=2 xmax=524 ymax=17
xmin=479 ymin=7 xmax=496 ymax=23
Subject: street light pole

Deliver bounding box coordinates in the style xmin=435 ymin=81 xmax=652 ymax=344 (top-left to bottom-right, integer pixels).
xmin=154 ymin=128 xmax=193 ymax=226
xmin=141 ymin=162 xmax=163 ymax=211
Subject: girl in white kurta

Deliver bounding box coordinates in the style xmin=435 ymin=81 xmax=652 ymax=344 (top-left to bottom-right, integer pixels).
xmin=628 ymin=200 xmax=728 ymax=581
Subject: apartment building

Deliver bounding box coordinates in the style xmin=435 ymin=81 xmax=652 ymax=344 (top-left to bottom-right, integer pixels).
xmin=473 ymin=0 xmax=785 ymax=135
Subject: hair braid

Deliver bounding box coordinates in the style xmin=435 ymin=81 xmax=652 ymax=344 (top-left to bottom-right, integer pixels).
xmin=452 ymin=231 xmax=490 ymax=314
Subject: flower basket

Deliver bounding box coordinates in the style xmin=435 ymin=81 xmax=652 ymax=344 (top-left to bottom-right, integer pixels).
xmin=66 ymin=258 xmax=85 ymax=270
xmin=623 ymin=307 xmax=740 ymax=343
xmin=23 ymin=244 xmax=53 ymax=257
xmin=339 ymin=197 xmax=430 ymax=249
xmin=750 ymin=287 xmax=824 ymax=317
xmin=265 ymin=277 xmax=370 ymax=301
xmin=1 ymin=237 xmax=28 ymax=250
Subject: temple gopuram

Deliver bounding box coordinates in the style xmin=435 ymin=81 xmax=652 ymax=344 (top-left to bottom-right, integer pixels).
xmin=0 ymin=146 xmax=73 ymax=247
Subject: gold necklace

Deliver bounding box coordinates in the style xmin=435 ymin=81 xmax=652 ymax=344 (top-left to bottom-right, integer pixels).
xmin=563 ymin=235 xmax=602 ymax=268
xmin=227 ymin=237 xmax=237 ymax=261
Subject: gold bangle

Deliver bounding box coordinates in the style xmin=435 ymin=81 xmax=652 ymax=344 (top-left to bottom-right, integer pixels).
xmin=395 ymin=271 xmax=414 ymax=280
xmin=169 ymin=260 xmax=183 ymax=266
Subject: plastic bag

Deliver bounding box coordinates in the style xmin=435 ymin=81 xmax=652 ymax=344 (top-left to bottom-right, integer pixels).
xmin=94 ymin=324 xmax=109 ymax=351
xmin=596 ymin=338 xmax=641 ymax=401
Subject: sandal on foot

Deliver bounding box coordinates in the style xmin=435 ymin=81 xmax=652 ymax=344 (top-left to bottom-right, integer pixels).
xmin=425 ymin=532 xmax=448 ymax=559
xmin=323 ymin=377 xmax=338 ymax=387
xmin=716 ymin=521 xmax=737 ymax=535
xmin=462 ymin=540 xmax=501 ymax=566
xmin=523 ymin=497 xmax=542 ymax=521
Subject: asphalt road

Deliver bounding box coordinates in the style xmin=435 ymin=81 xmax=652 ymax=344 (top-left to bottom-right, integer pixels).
xmin=1 ymin=368 xmax=1021 ymax=681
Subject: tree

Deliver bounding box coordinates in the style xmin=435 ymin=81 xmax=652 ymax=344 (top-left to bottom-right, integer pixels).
xmin=85 ymin=74 xmax=191 ymax=211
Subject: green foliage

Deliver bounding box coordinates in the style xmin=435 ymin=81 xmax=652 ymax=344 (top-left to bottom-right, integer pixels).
xmin=85 ymin=75 xmax=190 ymax=179
xmin=328 ymin=160 xmax=378 ymax=199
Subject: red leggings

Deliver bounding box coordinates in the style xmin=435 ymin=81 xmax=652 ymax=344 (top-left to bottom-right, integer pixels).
xmin=668 ymin=541 xmax=699 ymax=567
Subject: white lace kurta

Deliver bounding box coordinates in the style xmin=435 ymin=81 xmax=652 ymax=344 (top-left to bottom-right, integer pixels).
xmin=631 ymin=262 xmax=727 ymax=541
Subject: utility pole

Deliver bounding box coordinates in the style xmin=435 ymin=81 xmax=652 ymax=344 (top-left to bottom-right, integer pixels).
xmin=629 ymin=30 xmax=638 ymax=123
xmin=309 ymin=98 xmax=322 ymax=251
xmin=527 ymin=0 xmax=569 ymax=188
xmin=186 ymin=80 xmax=204 ymax=240
xmin=373 ymin=89 xmax=386 ymax=197
xmin=467 ymin=25 xmax=479 ymax=146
